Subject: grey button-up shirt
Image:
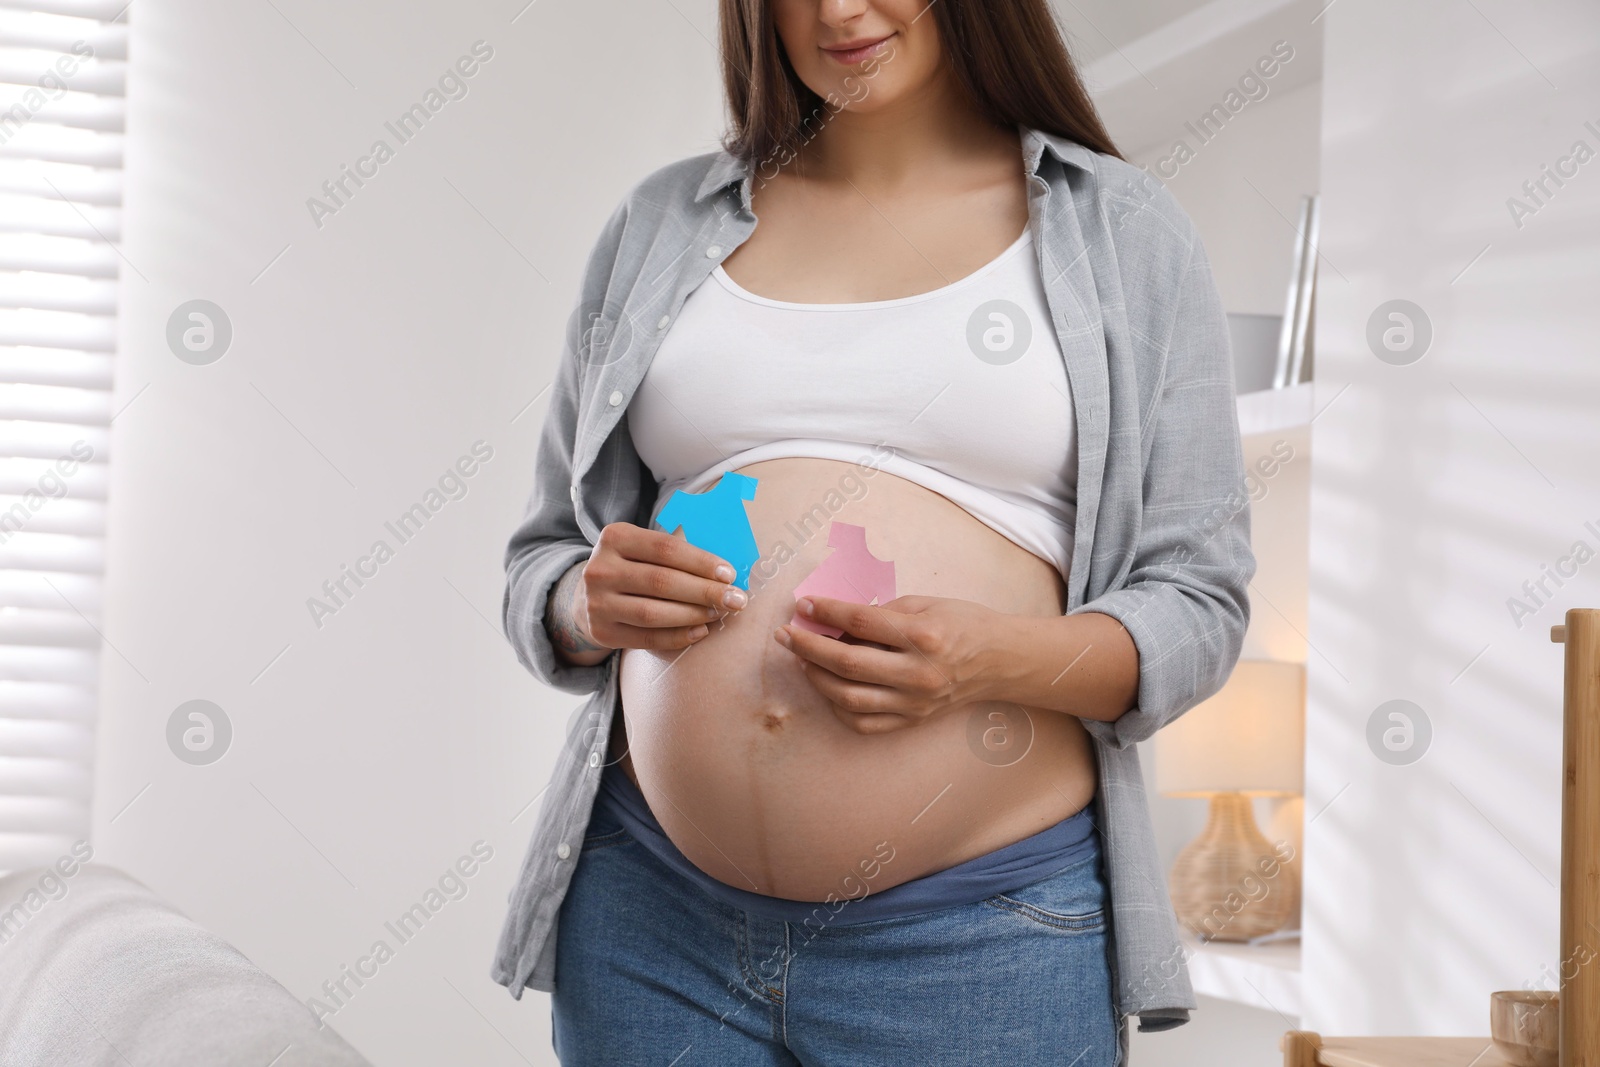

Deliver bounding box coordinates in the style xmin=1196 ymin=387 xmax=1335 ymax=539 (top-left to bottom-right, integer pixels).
xmin=492 ymin=125 xmax=1255 ymax=1043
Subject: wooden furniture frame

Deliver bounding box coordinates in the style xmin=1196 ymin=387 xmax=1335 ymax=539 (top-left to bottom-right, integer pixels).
xmin=1282 ymin=607 xmax=1599 ymax=1067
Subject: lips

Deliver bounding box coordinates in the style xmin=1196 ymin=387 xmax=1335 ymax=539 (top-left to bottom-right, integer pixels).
xmin=821 ymin=32 xmax=894 ymax=65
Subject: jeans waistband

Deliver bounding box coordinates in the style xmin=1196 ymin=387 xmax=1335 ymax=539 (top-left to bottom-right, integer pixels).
xmin=592 ymin=760 xmax=1100 ymax=926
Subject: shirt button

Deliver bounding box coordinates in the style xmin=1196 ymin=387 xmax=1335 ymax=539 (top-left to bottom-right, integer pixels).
xmin=657 ymin=315 xmax=671 ymax=330
xmin=607 ymin=390 xmax=623 ymax=406
xmin=556 ymin=842 xmax=571 ymax=860
xmin=588 ymin=752 xmax=600 ymax=768
xmin=705 ymin=245 xmax=722 ymax=258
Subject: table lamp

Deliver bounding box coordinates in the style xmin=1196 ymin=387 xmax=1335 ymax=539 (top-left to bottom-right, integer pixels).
xmin=1154 ymin=659 xmax=1306 ymax=942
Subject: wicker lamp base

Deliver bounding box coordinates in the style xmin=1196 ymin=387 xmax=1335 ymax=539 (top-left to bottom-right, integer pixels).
xmin=1169 ymin=792 xmax=1297 ymax=942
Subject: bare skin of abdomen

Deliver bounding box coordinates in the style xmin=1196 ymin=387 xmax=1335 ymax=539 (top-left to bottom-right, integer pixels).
xmin=612 ymin=456 xmax=1097 ymax=902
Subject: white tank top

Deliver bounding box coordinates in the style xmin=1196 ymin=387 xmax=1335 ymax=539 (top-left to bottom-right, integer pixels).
xmin=626 ymin=227 xmax=1079 ymax=578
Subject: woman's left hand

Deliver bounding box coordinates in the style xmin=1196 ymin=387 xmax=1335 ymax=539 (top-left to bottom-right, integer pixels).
xmin=773 ymin=594 xmax=1004 ymax=734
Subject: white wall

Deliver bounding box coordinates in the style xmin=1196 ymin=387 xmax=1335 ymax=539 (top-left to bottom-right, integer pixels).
xmin=102 ymin=1 xmax=724 ymax=1063
xmin=1305 ymin=0 xmax=1600 ymax=1036
xmin=1127 ymin=78 xmax=1322 ymax=317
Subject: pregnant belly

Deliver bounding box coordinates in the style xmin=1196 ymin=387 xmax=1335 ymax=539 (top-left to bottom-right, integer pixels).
xmin=615 ymin=457 xmax=1097 ymax=902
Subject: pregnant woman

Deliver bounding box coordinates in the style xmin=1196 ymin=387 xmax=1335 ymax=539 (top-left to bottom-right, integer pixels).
xmin=492 ymin=1 xmax=1254 ymax=1064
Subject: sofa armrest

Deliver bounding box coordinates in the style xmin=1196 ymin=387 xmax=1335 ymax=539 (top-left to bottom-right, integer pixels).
xmin=0 ymin=863 xmax=371 ymax=1066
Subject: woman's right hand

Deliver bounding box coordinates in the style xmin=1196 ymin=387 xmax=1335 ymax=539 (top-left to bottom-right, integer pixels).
xmin=547 ymin=522 xmax=750 ymax=664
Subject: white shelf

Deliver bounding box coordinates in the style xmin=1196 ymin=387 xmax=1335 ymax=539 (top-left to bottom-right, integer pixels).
xmin=1181 ymin=930 xmax=1303 ymax=1018
xmin=1237 ymin=382 xmax=1315 ymax=438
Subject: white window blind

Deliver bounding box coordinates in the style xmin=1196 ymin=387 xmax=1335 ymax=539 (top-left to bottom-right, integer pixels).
xmin=0 ymin=0 xmax=125 ymax=872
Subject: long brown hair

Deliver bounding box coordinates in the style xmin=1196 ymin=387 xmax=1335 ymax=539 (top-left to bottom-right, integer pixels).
xmin=718 ymin=0 xmax=1121 ymax=169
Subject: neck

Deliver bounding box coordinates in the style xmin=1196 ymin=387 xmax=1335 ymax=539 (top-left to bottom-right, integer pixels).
xmin=792 ymin=74 xmax=1016 ymax=193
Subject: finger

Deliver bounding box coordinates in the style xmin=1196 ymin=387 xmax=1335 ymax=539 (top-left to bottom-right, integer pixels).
xmin=881 ymin=594 xmax=937 ymax=614
xmin=613 ymin=560 xmax=748 ymax=612
xmin=776 ymin=624 xmax=925 ymax=689
xmin=796 ymin=661 xmax=915 ymax=726
xmin=613 ymin=523 xmax=737 ymax=584
xmin=802 ymin=663 xmax=900 ymax=713
xmin=837 ymin=710 xmax=915 ymax=735
xmin=601 ymin=592 xmax=723 ymax=630
xmin=599 ymin=620 xmax=711 ymax=652
xmin=793 ymin=597 xmax=908 ymax=647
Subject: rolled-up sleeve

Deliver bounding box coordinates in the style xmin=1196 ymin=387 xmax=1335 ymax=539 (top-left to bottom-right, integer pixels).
xmin=1072 ymin=228 xmax=1255 ymax=749
xmin=501 ymin=199 xmax=630 ymax=696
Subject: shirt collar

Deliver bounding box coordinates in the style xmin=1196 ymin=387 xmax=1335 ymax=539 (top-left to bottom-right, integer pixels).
xmin=691 ymin=124 xmax=1097 ymax=204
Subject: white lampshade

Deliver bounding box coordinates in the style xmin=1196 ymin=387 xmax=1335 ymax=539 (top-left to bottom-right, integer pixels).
xmin=1154 ymin=660 xmax=1305 ymax=796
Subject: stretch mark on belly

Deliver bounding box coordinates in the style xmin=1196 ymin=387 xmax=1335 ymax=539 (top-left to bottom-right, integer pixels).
xmin=739 ymin=642 xmax=799 ymax=891
xmin=741 ymin=734 xmax=777 ymax=894
xmin=755 ymin=636 xmax=804 ymax=737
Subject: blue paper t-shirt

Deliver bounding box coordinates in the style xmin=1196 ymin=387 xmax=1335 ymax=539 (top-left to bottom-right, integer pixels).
xmin=655 ymin=472 xmax=760 ymax=590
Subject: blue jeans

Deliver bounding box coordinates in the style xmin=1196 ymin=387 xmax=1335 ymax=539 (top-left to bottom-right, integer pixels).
xmin=552 ymin=800 xmax=1123 ymax=1066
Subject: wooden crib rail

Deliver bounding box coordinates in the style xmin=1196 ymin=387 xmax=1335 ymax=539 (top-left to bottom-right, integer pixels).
xmin=1556 ymin=609 xmax=1600 ymax=1067
xmin=1282 ymin=608 xmax=1599 ymax=1067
